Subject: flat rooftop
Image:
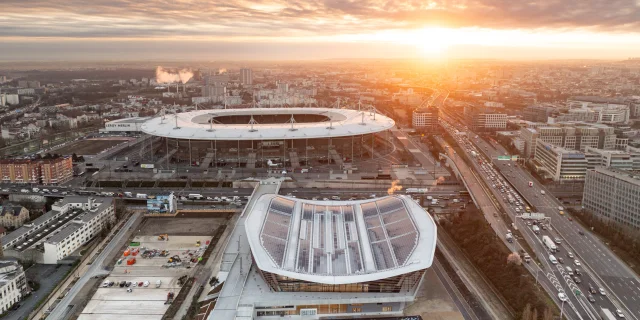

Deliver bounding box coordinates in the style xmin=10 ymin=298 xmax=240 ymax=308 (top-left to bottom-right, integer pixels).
xmin=245 ymin=194 xmax=437 ymax=284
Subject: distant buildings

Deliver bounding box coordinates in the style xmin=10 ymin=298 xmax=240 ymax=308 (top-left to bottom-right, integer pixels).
xmin=0 ymin=261 xmax=28 ymax=313
xmin=412 ymin=107 xmax=439 ymax=132
xmin=240 ymin=68 xmax=253 ymax=85
xmin=583 ymin=167 xmax=640 ymax=229
xmin=520 ymin=123 xmax=622 ymax=159
xmin=201 ymin=73 xmax=229 ymax=103
xmin=0 ymin=204 xmax=29 ymax=229
xmin=523 ymin=105 xmax=556 ymax=123
xmin=0 ymin=156 xmax=73 ymax=185
xmin=2 ymin=196 xmax=115 ymax=264
xmin=463 ymin=105 xmax=507 ymax=131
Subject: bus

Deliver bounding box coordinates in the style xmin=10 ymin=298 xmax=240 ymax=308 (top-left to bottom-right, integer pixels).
xmin=458 ymin=190 xmax=469 ymax=196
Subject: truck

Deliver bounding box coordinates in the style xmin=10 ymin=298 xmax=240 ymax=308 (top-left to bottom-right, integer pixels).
xmin=532 ymin=225 xmax=540 ymax=234
xmin=599 ymin=308 xmax=616 ymax=320
xmin=542 ymin=235 xmax=557 ymax=252
xmin=506 ymin=233 xmax=513 ymax=243
xmin=188 ymin=194 xmax=203 ymax=200
xmin=136 ymin=193 xmax=147 ymax=199
xmin=124 ymin=192 xmax=133 ymax=197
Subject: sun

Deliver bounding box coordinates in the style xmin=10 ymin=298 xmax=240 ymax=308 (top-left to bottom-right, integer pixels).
xmin=414 ymin=27 xmax=453 ymax=55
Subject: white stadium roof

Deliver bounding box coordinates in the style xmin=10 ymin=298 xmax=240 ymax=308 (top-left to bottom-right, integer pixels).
xmin=140 ymin=108 xmax=394 ymax=140
xmin=245 ymin=194 xmax=437 ymax=284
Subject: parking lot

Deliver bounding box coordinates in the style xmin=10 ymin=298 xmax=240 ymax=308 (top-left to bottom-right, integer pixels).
xmin=78 ymin=234 xmax=213 ymax=319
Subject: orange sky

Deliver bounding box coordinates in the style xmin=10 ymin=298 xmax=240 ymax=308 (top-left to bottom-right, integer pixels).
xmin=1 ymin=0 xmax=639 ymax=60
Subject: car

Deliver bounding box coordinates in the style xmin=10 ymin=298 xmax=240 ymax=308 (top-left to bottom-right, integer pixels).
xmin=574 ymin=260 xmax=581 ymax=266
xmin=589 ymin=286 xmax=596 ymax=294
xmin=10 ymin=304 xmax=20 ymax=311
xmin=588 ymin=295 xmax=596 ymax=303
xmin=558 ymin=292 xmax=568 ymax=302
xmin=568 ymin=217 xmax=573 ymax=221
xmin=568 ymin=252 xmax=574 ymax=259
xmin=578 ymin=231 xmax=585 ymax=236
xmin=108 ymin=281 xmax=115 ymax=287
xmin=616 ymin=309 xmax=625 ymax=318
xmin=573 ymin=276 xmax=581 ymax=284
xmin=143 ymin=281 xmax=150 ymax=287
xmin=558 ymin=257 xmax=564 ymax=264
xmin=599 ymin=287 xmax=606 ymax=295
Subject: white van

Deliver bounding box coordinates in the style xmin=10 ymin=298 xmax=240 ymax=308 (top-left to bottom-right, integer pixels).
xmin=549 ymin=255 xmax=558 ymax=264
xmin=331 ymin=196 xmax=340 ymax=200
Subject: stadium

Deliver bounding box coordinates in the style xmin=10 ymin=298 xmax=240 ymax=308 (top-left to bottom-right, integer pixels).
xmin=240 ymin=194 xmax=437 ymax=317
xmin=139 ymin=107 xmax=395 ymax=169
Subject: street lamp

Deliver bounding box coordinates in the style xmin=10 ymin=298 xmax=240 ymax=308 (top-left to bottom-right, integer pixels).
xmin=559 ymin=299 xmax=565 ymax=319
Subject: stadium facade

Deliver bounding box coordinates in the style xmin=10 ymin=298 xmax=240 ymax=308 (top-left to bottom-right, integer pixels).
xmin=240 ymin=194 xmax=437 ymax=318
xmin=139 ymin=108 xmax=394 ymax=169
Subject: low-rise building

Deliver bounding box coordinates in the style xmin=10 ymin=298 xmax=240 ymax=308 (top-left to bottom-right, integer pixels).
xmin=0 ymin=204 xmax=29 ymax=228
xmin=412 ymin=107 xmax=439 ymax=132
xmin=533 ymin=140 xmax=588 ymax=182
xmin=0 ymin=261 xmax=28 ymax=313
xmin=1 ymin=196 xmax=115 ymax=264
xmin=463 ymin=104 xmax=506 ymax=131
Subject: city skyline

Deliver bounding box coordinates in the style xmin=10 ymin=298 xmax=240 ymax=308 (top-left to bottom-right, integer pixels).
xmin=2 ymin=0 xmax=640 ymax=61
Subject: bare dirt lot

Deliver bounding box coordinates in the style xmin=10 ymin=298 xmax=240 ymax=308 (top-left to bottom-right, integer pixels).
xmin=137 ymin=217 xmax=227 ymax=236
xmin=55 ymin=137 xmax=133 ymax=155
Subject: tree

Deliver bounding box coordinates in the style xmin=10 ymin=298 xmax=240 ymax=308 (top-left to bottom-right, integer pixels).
xmin=543 ymin=307 xmax=554 ymax=320
xmin=521 ymin=304 xmax=532 ymax=320
xmin=508 ymin=252 xmax=523 ymax=265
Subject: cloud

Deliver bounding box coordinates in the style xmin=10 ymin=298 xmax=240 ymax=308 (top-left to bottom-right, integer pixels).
xmin=0 ymin=0 xmax=639 ymax=40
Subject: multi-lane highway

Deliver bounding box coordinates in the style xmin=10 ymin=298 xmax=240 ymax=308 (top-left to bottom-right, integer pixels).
xmin=472 ymin=132 xmax=640 ymax=318
xmin=441 ymin=114 xmax=638 ymax=319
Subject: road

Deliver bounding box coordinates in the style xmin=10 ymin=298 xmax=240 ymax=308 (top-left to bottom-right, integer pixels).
xmin=471 ymin=131 xmax=640 ymax=318
xmin=45 ymin=212 xmax=142 ymax=320
xmin=441 ymin=114 xmax=637 ymax=319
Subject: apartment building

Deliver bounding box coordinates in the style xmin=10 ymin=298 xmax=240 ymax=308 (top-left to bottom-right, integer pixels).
xmin=583 ymin=167 xmax=640 ymax=229
xmin=412 ymin=107 xmax=439 ymax=132
xmin=0 ymin=261 xmax=28 ymax=313
xmin=1 ymin=196 xmax=115 ymax=264
xmin=0 ymin=204 xmax=29 ymax=228
xmin=39 ymin=157 xmax=73 ymax=185
xmin=463 ymin=105 xmax=507 ymax=131
xmin=520 ymin=122 xmax=620 ymax=158
xmin=534 ymin=140 xmax=589 ymax=182
xmin=0 ymin=156 xmax=73 ymax=185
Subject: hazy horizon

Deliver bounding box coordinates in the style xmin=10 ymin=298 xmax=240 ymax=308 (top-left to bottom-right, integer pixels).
xmin=2 ymin=0 xmax=640 ymax=61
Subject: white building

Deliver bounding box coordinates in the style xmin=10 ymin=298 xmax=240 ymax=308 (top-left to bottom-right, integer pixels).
xmin=17 ymin=88 xmax=35 ymax=95
xmin=534 ymin=140 xmax=588 ymax=182
xmin=4 ymin=94 xmax=19 ymax=106
xmin=0 ymin=261 xmax=27 ymax=313
xmin=240 ymin=68 xmax=253 ymax=85
xmin=100 ymin=117 xmax=150 ymax=133
xmin=1 ymin=196 xmax=115 ymax=264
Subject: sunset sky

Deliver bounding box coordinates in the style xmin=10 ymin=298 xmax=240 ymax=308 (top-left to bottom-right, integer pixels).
xmin=2 ymin=0 xmax=639 ymax=61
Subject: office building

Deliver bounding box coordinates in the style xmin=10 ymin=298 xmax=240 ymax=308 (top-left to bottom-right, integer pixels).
xmin=551 ymin=102 xmax=630 ymax=125
xmin=463 ymin=105 xmax=506 ymax=131
xmin=523 ymin=105 xmax=556 ymax=123
xmin=0 ymin=204 xmax=30 ymax=228
xmin=1 ymin=196 xmax=115 ymax=264
xmin=520 ymin=122 xmax=620 ymax=158
xmin=0 ymin=261 xmax=28 ymax=313
xmin=583 ymin=167 xmax=640 ymax=229
xmin=412 ymin=107 xmax=439 ymax=132
xmin=240 ymin=68 xmax=253 ymax=86
xmin=533 ymin=140 xmax=588 ymax=182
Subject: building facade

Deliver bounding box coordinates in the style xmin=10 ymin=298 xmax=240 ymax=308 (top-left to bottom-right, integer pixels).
xmin=0 ymin=204 xmax=29 ymax=229
xmin=0 ymin=261 xmax=28 ymax=313
xmin=0 ymin=157 xmax=73 ymax=185
xmin=412 ymin=107 xmax=439 ymax=132
xmin=520 ymin=123 xmax=620 ymax=159
xmin=240 ymin=68 xmax=253 ymax=86
xmin=463 ymin=105 xmax=506 ymax=131
xmin=583 ymin=167 xmax=640 ymax=229
xmin=534 ymin=140 xmax=588 ymax=182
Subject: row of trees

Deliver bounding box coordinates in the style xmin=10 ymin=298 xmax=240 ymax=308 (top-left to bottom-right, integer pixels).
xmin=441 ymin=208 xmax=555 ymax=320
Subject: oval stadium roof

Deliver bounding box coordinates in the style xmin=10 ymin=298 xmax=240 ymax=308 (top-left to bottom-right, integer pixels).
xmin=140 ymin=107 xmax=395 ymax=141
xmin=244 ymin=194 xmax=437 ymax=284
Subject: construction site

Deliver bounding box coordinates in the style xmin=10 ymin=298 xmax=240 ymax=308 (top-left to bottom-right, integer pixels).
xmin=76 ymin=215 xmax=230 ymax=320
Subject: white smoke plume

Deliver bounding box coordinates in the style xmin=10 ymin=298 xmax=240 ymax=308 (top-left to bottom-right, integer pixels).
xmin=387 ymin=180 xmax=403 ymax=195
xmin=155 ymin=66 xmax=194 ymax=84
xmin=218 ymin=68 xmax=227 ymax=74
